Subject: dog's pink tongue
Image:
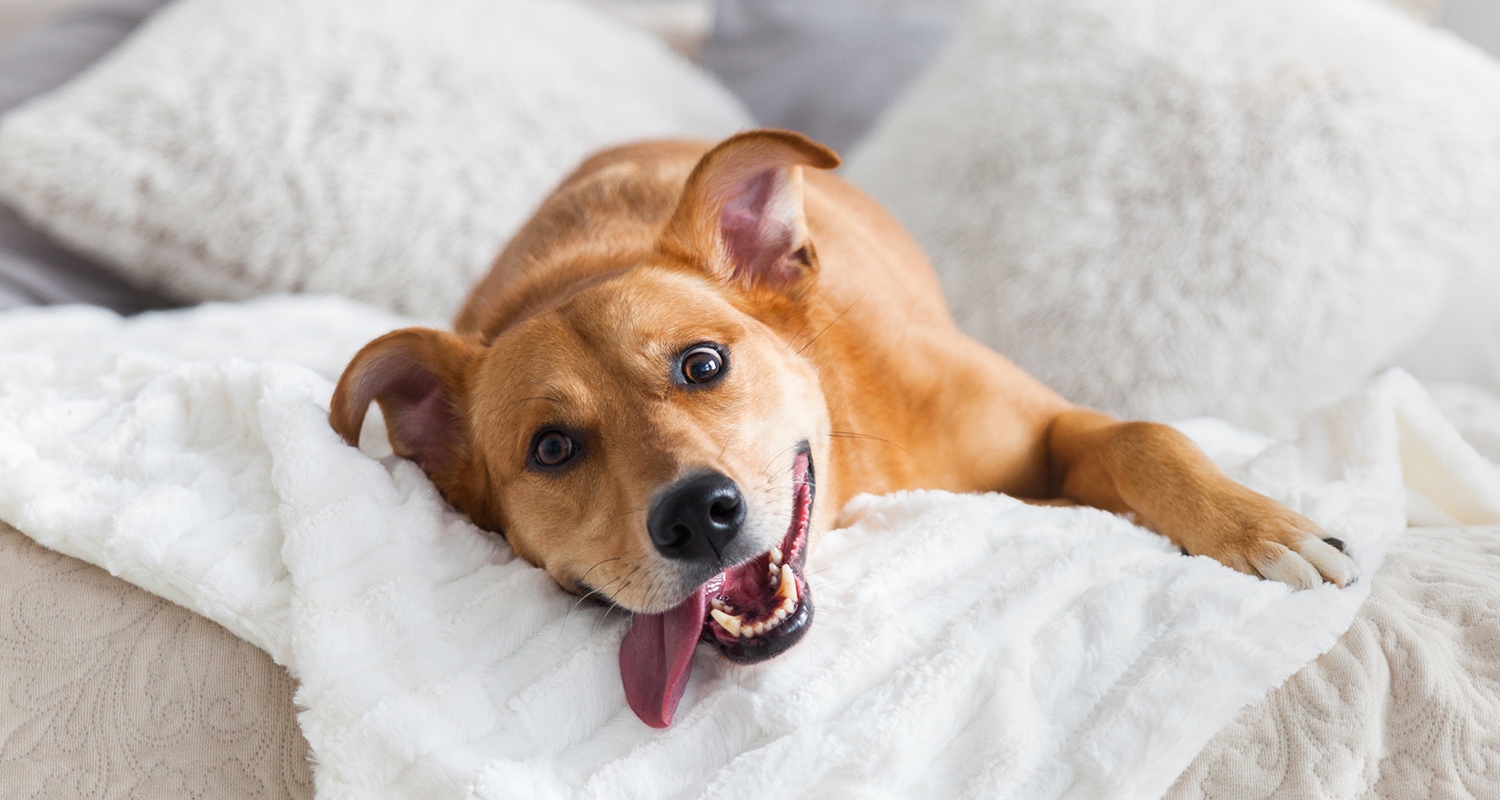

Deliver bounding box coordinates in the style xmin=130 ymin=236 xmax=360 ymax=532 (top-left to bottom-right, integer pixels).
xmin=620 ymin=586 xmax=707 ymax=728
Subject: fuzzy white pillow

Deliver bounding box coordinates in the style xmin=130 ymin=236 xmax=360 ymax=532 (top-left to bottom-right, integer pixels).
xmin=846 ymin=0 xmax=1500 ymax=433
xmin=0 ymin=0 xmax=749 ymax=318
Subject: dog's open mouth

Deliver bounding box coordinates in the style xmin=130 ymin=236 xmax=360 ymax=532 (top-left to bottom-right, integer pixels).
xmin=620 ymin=446 xmax=816 ymax=728
xmin=701 ymin=449 xmax=815 ymax=661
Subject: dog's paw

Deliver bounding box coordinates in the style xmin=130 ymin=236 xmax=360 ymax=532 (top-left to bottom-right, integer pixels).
xmin=1185 ymin=503 xmax=1359 ymax=590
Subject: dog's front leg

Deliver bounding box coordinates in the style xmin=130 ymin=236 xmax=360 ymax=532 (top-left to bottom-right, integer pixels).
xmin=1044 ymin=409 xmax=1357 ymax=588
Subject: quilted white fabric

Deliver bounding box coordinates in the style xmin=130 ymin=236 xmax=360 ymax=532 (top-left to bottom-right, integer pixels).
xmin=1 ymin=297 xmax=1498 ymax=799
xmin=845 ymin=0 xmax=1500 ymax=434
xmin=1166 ymin=524 xmax=1500 ymax=798
xmin=0 ymin=0 xmax=749 ymax=318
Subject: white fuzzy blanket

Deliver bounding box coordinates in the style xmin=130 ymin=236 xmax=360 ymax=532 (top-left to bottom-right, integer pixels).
xmin=1 ymin=296 xmax=1498 ymax=799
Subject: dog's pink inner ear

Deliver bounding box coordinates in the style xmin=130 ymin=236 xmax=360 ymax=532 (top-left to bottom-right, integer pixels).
xmin=330 ymin=329 xmax=475 ymax=476
xmin=662 ymin=129 xmax=840 ymax=290
xmin=361 ymin=364 xmax=465 ymax=474
xmin=717 ymin=167 xmax=806 ymax=286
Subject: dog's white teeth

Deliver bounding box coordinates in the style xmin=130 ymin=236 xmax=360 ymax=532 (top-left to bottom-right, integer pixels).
xmin=719 ymin=598 xmax=799 ymax=639
xmin=710 ymin=608 xmax=742 ymax=637
xmin=711 ymin=564 xmax=802 ymax=640
xmin=770 ymin=547 xmax=783 ymax=566
xmin=776 ymin=565 xmax=798 ymax=603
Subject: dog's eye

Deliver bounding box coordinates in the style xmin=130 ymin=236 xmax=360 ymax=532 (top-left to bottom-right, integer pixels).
xmin=532 ymin=430 xmax=576 ymax=467
xmin=680 ymin=345 xmax=725 ymax=385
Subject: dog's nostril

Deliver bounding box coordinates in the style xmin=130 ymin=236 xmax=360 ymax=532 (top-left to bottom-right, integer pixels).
xmin=648 ymin=471 xmax=746 ymax=561
xmin=709 ymin=496 xmax=740 ymax=525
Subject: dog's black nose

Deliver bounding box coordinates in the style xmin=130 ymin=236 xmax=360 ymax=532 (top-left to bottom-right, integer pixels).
xmin=648 ymin=471 xmax=745 ymax=562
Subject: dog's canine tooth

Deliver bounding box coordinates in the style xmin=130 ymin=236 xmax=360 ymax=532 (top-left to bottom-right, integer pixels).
xmin=776 ymin=565 xmax=797 ymax=603
xmin=711 ymin=608 xmax=742 ymax=637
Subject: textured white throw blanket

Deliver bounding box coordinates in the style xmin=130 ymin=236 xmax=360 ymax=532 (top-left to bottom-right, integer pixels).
xmin=1 ymin=297 xmax=1497 ymax=799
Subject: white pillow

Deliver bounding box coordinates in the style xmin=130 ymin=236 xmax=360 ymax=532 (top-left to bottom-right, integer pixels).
xmin=1393 ymin=255 xmax=1500 ymax=393
xmin=0 ymin=0 xmax=749 ymax=318
xmin=845 ymin=0 xmax=1500 ymax=433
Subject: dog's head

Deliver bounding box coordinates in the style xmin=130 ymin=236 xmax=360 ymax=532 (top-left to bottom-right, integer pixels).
xmin=330 ymin=131 xmax=841 ymax=726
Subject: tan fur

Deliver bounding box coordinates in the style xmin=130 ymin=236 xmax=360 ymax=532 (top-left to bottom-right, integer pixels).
xmin=331 ymin=130 xmax=1352 ymax=616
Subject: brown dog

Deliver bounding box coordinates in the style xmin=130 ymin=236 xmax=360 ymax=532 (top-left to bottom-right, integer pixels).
xmin=330 ymin=129 xmax=1356 ymax=728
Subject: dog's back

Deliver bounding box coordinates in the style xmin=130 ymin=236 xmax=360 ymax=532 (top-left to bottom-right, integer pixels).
xmin=453 ymin=140 xmax=954 ymax=345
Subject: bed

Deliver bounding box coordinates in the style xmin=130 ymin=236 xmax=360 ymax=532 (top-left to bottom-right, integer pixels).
xmin=1 ymin=1 xmax=1498 ymax=797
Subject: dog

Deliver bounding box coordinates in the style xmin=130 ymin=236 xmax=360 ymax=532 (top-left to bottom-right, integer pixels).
xmin=329 ymin=129 xmax=1357 ymax=728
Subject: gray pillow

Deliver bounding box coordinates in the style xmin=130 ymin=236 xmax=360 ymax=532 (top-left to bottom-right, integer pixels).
xmin=0 ymin=0 xmax=172 ymax=313
xmin=701 ymin=0 xmax=1443 ymax=158
xmin=703 ymin=0 xmax=972 ymax=154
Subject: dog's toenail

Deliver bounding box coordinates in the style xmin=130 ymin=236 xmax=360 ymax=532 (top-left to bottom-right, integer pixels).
xmin=1323 ymin=537 xmax=1345 ymax=552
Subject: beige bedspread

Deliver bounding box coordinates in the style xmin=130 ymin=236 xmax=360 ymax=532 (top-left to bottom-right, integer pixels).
xmin=1169 ymin=525 xmax=1500 ymax=798
xmin=3 ymin=517 xmax=1498 ymax=798
xmin=0 ymin=522 xmax=311 ymax=798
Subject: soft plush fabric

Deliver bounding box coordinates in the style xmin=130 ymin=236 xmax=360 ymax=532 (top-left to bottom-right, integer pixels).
xmin=0 ymin=0 xmax=172 ymax=313
xmin=1393 ymin=259 xmax=1500 ymax=392
xmin=9 ymin=521 xmax=1500 ymax=799
xmin=0 ymin=0 xmax=749 ymax=319
xmin=1167 ymin=524 xmax=1500 ymax=798
xmin=844 ymin=0 xmax=1500 ymax=434
xmin=1 ymin=299 xmax=1497 ymax=798
xmin=0 ymin=522 xmax=312 ymax=799
xmin=1427 ymin=381 xmax=1500 ymax=463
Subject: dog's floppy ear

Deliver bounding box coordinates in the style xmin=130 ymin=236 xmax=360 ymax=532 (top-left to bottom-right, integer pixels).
xmin=329 ymin=328 xmax=483 ymax=475
xmin=659 ymin=128 xmax=840 ymax=291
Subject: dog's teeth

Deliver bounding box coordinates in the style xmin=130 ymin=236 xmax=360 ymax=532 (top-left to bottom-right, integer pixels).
xmin=776 ymin=565 xmax=798 ymax=603
xmin=710 ymin=608 xmax=742 ymax=637
xmin=710 ymin=598 xmax=728 ymax=613
xmin=773 ymin=607 xmax=789 ymax=622
xmin=771 ymin=547 xmax=783 ymax=566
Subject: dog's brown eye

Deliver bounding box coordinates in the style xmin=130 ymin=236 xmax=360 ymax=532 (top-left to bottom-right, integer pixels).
xmin=533 ymin=431 xmax=575 ymax=467
xmin=681 ymin=345 xmax=725 ymax=385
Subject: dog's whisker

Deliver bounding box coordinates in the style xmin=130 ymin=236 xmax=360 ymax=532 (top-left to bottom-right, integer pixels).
xmin=565 ymin=557 xmax=624 ymax=620
xmin=783 ymin=315 xmax=816 ymax=354
xmin=754 ymin=443 xmax=801 ymax=481
xmin=590 ymin=566 xmax=644 ymax=636
xmin=565 ymin=563 xmax=636 ymax=638
xmin=829 ymin=430 xmax=912 ymax=457
xmin=795 ymin=291 xmax=868 ymax=356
